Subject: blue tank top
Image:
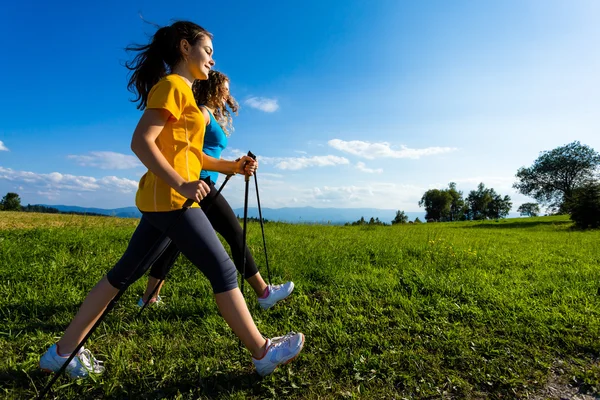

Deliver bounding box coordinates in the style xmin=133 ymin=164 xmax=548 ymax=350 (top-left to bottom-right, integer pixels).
xmin=199 ymin=108 xmax=228 ymax=185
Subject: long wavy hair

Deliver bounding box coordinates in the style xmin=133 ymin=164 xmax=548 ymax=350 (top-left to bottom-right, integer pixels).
xmin=193 ymin=70 xmax=239 ymax=136
xmin=125 ymin=21 xmax=212 ymax=110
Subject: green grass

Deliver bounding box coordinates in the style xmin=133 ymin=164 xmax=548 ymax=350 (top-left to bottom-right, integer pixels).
xmin=0 ymin=212 xmax=599 ymax=399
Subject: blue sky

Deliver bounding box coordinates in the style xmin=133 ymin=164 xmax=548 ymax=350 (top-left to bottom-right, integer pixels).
xmin=1 ymin=0 xmax=599 ymax=212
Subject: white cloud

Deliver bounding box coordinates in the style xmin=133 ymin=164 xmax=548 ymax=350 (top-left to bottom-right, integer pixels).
xmin=244 ymin=97 xmax=279 ymax=112
xmin=306 ymin=182 xmax=431 ymax=209
xmin=328 ymin=139 xmax=457 ymax=159
xmin=68 ymin=151 xmax=142 ymax=170
xmin=448 ymin=177 xmax=516 ymax=194
xmin=448 ymin=176 xmax=518 ymax=195
xmin=221 ymin=148 xmax=246 ymax=160
xmin=37 ymin=190 xmax=60 ymax=200
xmin=356 ymin=162 xmax=383 ymax=174
xmin=311 ymin=185 xmax=373 ymax=202
xmin=220 ymin=177 xmax=427 ymax=210
xmin=98 ymin=176 xmax=140 ymax=192
xmin=0 ymin=166 xmax=138 ymax=194
xmin=260 ymin=155 xmax=350 ymax=170
xmin=0 ymin=140 xmax=8 ymax=151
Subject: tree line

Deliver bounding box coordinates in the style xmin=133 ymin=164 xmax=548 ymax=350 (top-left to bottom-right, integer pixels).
xmin=392 ymin=141 xmax=600 ymax=228
xmin=418 ymin=182 xmax=512 ymax=222
xmin=0 ymin=193 xmax=107 ymax=217
xmin=3 ymin=141 xmax=599 ymax=228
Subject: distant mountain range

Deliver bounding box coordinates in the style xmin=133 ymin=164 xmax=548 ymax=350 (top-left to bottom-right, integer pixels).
xmin=232 ymin=207 xmax=425 ymax=224
xmin=40 ymin=204 xmax=426 ymax=224
xmin=41 ymin=205 xmax=144 ymax=219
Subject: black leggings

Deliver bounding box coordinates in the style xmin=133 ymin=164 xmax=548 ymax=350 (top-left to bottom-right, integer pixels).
xmin=148 ymin=178 xmax=259 ymax=281
xmin=106 ymin=207 xmax=238 ymax=294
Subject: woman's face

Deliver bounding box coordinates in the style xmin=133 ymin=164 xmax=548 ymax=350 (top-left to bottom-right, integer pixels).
xmin=186 ymin=36 xmax=215 ymax=80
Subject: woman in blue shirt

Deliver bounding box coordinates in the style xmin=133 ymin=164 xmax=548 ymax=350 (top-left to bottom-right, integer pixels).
xmin=140 ymin=70 xmax=294 ymax=310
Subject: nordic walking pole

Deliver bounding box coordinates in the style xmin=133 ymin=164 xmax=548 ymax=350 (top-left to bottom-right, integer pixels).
xmin=37 ymin=199 xmax=195 ymax=400
xmin=241 ymin=165 xmax=251 ymax=298
xmin=137 ymin=175 xmax=234 ymax=317
xmin=237 ymin=155 xmax=252 ymax=349
xmin=248 ymin=151 xmax=272 ymax=286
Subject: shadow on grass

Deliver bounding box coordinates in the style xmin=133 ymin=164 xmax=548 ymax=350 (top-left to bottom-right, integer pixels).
xmin=4 ymin=298 xmax=215 ymax=335
xmin=138 ymin=370 xmax=262 ymax=399
xmin=2 ymin=303 xmax=78 ymax=334
xmin=0 ymin=367 xmax=261 ymax=399
xmin=463 ymin=220 xmax=573 ymax=229
xmin=0 ymin=369 xmax=47 ymax=399
xmin=132 ymin=303 xmax=211 ymax=322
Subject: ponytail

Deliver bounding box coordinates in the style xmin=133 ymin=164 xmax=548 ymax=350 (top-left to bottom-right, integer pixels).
xmin=125 ymin=21 xmax=212 ymax=110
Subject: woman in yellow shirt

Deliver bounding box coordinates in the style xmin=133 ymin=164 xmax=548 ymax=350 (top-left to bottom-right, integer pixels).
xmin=139 ymin=70 xmax=295 ymax=311
xmin=40 ymin=20 xmax=304 ymax=380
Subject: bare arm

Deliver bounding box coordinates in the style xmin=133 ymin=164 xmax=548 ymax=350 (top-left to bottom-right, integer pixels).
xmin=131 ymin=109 xmax=185 ymax=189
xmin=198 ymin=106 xmax=258 ymax=174
xmin=203 ymin=154 xmax=257 ymax=176
xmin=198 ymin=107 xmax=258 ymax=174
xmin=131 ymin=109 xmax=209 ymax=202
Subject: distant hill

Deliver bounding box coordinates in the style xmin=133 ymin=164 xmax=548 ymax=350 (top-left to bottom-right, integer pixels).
xmin=40 ymin=205 xmax=142 ymax=219
xmin=39 ymin=204 xmax=426 ymax=224
xmin=231 ymin=207 xmax=426 ymax=225
xmin=37 ymin=204 xmax=523 ymax=223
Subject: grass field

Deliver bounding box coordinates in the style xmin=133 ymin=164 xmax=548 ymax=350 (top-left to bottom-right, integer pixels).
xmin=0 ymin=211 xmax=599 ymax=399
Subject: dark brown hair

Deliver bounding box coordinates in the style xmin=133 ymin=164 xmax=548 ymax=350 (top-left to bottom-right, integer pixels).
xmin=125 ymin=21 xmax=212 ymax=110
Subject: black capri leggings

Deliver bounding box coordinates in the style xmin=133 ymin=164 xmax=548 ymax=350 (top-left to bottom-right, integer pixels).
xmin=106 ymin=207 xmax=238 ymax=294
xmin=147 ymin=177 xmax=260 ymax=281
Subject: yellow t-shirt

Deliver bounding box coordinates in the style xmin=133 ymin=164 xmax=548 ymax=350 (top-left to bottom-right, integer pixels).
xmin=135 ymin=74 xmax=205 ymax=211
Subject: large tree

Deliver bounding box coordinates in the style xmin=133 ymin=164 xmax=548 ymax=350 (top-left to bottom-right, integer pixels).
xmin=517 ymin=202 xmax=540 ymax=217
xmin=0 ymin=192 xmax=22 ymax=211
xmin=487 ymin=191 xmax=512 ymax=219
xmin=419 ymin=189 xmax=452 ymax=221
xmin=567 ymin=182 xmax=600 ymax=229
xmin=466 ymin=183 xmax=494 ymax=220
xmin=447 ymin=182 xmax=465 ymax=222
xmin=513 ymin=141 xmax=600 ymax=212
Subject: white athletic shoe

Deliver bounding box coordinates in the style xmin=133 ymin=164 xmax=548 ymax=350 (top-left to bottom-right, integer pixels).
xmin=40 ymin=344 xmax=104 ymax=379
xmin=257 ymin=282 xmax=295 ymax=310
xmin=252 ymin=332 xmax=305 ymax=377
xmin=136 ymin=295 xmax=163 ymax=307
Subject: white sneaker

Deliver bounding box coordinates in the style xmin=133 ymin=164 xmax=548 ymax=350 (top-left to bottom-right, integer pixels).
xmin=40 ymin=344 xmax=104 ymax=379
xmin=257 ymin=282 xmax=295 ymax=310
xmin=136 ymin=295 xmax=163 ymax=307
xmin=252 ymin=332 xmax=305 ymax=377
